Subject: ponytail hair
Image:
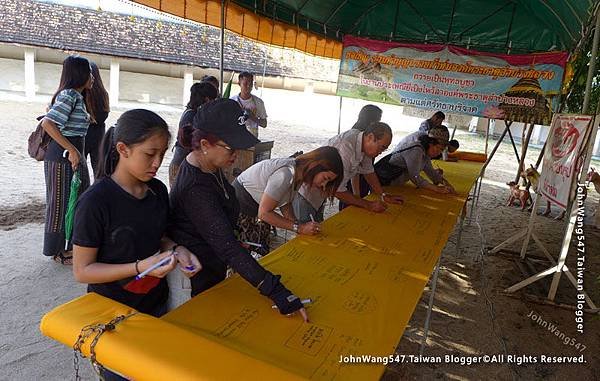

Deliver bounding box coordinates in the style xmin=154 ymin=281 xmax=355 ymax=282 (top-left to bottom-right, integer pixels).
xmin=96 ymin=109 xmax=170 ymax=179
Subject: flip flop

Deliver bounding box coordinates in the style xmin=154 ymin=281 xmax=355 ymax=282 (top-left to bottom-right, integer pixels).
xmin=53 ymin=252 xmax=73 ymax=266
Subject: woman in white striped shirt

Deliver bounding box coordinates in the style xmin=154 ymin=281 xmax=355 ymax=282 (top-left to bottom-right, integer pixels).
xmin=40 ymin=55 xmax=94 ymax=264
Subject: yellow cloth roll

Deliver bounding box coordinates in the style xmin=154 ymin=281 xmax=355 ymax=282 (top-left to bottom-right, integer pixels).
xmin=41 ymin=160 xmax=483 ymax=380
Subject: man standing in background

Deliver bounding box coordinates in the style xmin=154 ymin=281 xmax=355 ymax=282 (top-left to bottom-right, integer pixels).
xmin=419 ymin=111 xmax=445 ymax=133
xmin=231 ymin=72 xmax=267 ymax=138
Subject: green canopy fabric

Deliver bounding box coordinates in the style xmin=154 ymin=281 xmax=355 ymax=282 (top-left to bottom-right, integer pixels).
xmin=231 ymin=0 xmax=598 ymax=54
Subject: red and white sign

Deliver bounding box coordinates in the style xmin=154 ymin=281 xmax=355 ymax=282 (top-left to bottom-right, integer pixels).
xmin=540 ymin=114 xmax=593 ymax=208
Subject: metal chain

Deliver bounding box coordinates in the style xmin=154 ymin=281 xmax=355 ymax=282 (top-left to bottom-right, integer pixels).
xmin=72 ymin=312 xmax=138 ymax=380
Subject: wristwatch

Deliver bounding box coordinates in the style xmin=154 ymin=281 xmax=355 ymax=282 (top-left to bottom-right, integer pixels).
xmin=292 ymin=222 xmax=299 ymax=233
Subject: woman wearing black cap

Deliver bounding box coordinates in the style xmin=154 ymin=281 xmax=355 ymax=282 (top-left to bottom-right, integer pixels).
xmin=374 ymin=126 xmax=456 ymax=194
xmin=168 ymin=98 xmax=308 ymax=321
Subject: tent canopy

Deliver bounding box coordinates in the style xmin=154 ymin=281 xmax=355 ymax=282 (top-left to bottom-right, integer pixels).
xmin=133 ymin=0 xmax=598 ymax=58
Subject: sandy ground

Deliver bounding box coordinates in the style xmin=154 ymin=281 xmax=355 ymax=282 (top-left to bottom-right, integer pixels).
xmin=1 ymin=90 xmax=599 ymax=381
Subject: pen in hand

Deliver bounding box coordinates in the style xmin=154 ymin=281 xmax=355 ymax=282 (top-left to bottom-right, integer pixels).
xmin=135 ymin=254 xmax=174 ymax=280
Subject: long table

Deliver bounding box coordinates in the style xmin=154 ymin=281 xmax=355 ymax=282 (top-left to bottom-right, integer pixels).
xmin=41 ymin=160 xmax=483 ymax=380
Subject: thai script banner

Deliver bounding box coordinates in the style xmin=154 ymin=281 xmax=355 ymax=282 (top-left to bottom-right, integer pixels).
xmin=337 ymin=36 xmax=568 ymax=125
xmin=540 ymin=114 xmax=593 ymax=209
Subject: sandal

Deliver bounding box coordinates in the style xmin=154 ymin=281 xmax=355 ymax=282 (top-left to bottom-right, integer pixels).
xmin=53 ymin=252 xmax=73 ymax=265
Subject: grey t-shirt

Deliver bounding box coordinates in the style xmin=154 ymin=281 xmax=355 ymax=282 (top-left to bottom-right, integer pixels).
xmin=388 ymin=134 xmax=443 ymax=187
xmin=236 ymin=157 xmax=296 ymax=207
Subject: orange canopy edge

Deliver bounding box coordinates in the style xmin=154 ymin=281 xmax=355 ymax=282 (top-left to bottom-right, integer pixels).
xmin=132 ymin=0 xmax=344 ymax=59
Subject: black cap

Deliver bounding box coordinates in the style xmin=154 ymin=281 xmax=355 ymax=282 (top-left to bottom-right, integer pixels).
xmin=193 ymin=98 xmax=259 ymax=149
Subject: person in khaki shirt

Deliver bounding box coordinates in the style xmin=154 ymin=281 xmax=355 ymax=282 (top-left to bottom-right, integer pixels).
xmin=294 ymin=122 xmax=403 ymax=223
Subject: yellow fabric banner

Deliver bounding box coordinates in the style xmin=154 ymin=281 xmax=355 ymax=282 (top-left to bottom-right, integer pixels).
xmin=41 ymin=160 xmax=482 ymax=380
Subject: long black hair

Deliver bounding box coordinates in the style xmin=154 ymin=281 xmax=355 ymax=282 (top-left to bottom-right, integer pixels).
xmin=51 ymin=56 xmax=91 ymax=105
xmin=88 ymin=61 xmax=109 ymax=119
xmin=96 ymin=109 xmax=170 ymax=179
xmin=352 ymin=104 xmax=382 ymax=131
xmin=200 ymin=75 xmax=219 ymax=90
xmin=187 ymin=82 xmax=218 ymax=110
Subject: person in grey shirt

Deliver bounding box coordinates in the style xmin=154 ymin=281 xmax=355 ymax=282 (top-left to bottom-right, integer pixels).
xmin=419 ymin=111 xmax=445 ymax=133
xmin=375 ymin=126 xmax=456 ymax=194
xmin=294 ymin=122 xmax=404 ymax=223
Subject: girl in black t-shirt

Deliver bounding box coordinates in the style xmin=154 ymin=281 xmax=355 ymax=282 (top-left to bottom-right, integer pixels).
xmin=72 ymin=109 xmax=201 ymax=318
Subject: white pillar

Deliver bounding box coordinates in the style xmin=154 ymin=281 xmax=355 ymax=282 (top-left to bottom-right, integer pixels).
xmin=182 ymin=68 xmax=194 ymax=106
xmin=24 ymin=48 xmax=36 ymax=100
xmin=531 ymin=124 xmax=543 ymax=145
xmin=594 ymin=126 xmax=600 ymax=157
xmin=109 ymin=60 xmax=120 ymax=107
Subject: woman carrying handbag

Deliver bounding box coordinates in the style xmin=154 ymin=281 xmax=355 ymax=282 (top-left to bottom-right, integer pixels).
xmin=40 ymin=56 xmax=94 ymax=264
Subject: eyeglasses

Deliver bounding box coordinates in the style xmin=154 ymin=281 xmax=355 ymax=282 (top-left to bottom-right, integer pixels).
xmin=215 ymin=142 xmax=235 ymax=153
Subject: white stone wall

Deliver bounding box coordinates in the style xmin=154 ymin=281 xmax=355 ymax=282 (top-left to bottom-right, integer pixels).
xmin=119 ymin=70 xmax=183 ymax=105
xmin=0 ymin=57 xmax=25 ymax=92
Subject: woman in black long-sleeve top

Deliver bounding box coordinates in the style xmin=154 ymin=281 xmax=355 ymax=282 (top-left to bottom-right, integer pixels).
xmin=168 ymin=99 xmax=308 ymax=321
xmin=85 ymin=62 xmax=109 ymax=176
xmin=168 ymin=82 xmax=218 ymax=188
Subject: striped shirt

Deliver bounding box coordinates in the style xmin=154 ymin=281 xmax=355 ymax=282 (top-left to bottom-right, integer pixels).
xmin=45 ymin=89 xmax=90 ymax=137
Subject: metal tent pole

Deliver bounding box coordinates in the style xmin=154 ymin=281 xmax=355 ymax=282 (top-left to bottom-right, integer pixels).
xmin=261 ymin=47 xmax=267 ymax=98
xmin=337 ymin=96 xmax=343 ymax=134
xmin=515 ymin=123 xmax=535 ymax=183
xmin=505 ymin=124 xmax=521 ymax=163
xmin=484 ymin=119 xmax=490 ymax=157
xmin=582 ymin=5 xmax=600 ymax=114
xmin=219 ymin=0 xmax=225 ymax=96
xmin=419 ymin=257 xmax=442 ymax=356
xmin=468 ymin=121 xmax=511 ymax=222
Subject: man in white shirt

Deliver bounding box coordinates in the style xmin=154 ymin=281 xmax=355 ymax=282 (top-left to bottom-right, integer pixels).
xmin=230 ymin=72 xmax=267 ymax=138
xmin=293 ymin=122 xmax=404 ymax=222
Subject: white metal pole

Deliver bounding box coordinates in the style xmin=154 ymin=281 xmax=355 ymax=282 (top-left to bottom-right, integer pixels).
xmin=420 ymin=258 xmax=442 ymax=356
xmin=519 ymin=194 xmax=540 ymax=258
